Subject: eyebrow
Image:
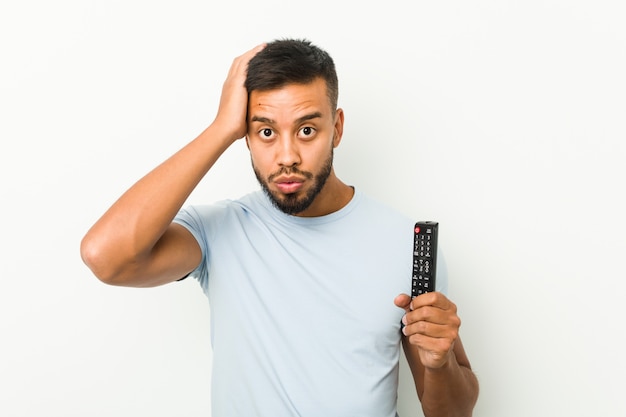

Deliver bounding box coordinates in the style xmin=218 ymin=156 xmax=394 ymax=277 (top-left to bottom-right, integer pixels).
xmin=250 ymin=112 xmax=323 ymax=125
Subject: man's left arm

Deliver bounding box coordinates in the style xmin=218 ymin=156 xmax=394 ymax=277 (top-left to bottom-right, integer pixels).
xmin=394 ymin=293 xmax=479 ymax=417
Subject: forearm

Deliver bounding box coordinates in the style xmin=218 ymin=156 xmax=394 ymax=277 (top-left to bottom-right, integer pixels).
xmin=81 ymin=124 xmax=234 ymax=281
xmin=419 ymin=351 xmax=479 ymax=417
xmin=81 ymin=44 xmax=264 ymax=285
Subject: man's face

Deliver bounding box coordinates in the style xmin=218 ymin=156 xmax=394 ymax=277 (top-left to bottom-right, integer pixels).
xmin=246 ymin=77 xmax=343 ymax=216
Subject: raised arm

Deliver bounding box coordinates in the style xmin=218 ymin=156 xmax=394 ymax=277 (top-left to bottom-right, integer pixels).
xmin=80 ymin=44 xmax=265 ymax=288
xmin=395 ymin=292 xmax=479 ymax=417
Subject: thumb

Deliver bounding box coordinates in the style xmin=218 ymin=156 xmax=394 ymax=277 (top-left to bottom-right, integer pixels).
xmin=394 ymin=293 xmax=412 ymax=312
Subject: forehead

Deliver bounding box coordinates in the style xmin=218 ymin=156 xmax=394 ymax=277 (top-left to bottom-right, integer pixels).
xmin=248 ymin=78 xmax=332 ymax=122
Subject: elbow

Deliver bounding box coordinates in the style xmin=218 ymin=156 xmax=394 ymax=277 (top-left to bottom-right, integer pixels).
xmin=80 ymin=234 xmax=127 ymax=286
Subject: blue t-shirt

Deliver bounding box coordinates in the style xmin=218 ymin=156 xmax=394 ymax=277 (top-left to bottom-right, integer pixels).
xmin=174 ymin=189 xmax=447 ymax=416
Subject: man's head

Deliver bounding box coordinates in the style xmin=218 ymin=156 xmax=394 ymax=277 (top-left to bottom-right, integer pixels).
xmin=244 ymin=39 xmax=345 ymax=217
xmin=245 ymin=38 xmax=339 ymax=112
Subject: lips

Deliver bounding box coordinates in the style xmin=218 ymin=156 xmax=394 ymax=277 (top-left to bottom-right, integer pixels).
xmin=274 ymin=175 xmax=305 ymax=194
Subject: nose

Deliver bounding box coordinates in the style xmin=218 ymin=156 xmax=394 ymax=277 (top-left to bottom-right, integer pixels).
xmin=276 ymin=136 xmax=301 ymax=167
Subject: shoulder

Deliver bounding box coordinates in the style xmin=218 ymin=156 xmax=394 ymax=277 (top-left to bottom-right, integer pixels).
xmin=179 ymin=190 xmax=265 ymax=217
xmin=354 ymin=190 xmax=413 ymax=225
xmin=174 ymin=191 xmax=268 ymax=231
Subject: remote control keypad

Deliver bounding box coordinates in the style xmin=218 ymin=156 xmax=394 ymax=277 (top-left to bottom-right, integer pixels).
xmin=412 ymin=223 xmax=438 ymax=297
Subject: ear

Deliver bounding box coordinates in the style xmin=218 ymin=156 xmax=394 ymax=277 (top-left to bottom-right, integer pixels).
xmin=245 ymin=134 xmax=250 ymax=150
xmin=332 ymin=108 xmax=345 ymax=148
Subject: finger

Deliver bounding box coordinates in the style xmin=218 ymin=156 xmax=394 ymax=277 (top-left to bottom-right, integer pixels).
xmin=240 ymin=43 xmax=266 ymax=66
xmin=405 ymin=332 xmax=456 ymax=368
xmin=406 ymin=303 xmax=461 ymax=327
xmin=227 ymin=43 xmax=267 ymax=79
xmin=252 ymin=42 xmax=267 ymax=53
xmin=402 ymin=320 xmax=459 ymax=343
xmin=394 ymin=293 xmax=412 ymax=311
xmin=410 ymin=291 xmax=455 ymax=311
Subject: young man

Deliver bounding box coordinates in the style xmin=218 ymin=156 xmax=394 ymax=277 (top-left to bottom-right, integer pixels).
xmin=81 ymin=39 xmax=478 ymax=416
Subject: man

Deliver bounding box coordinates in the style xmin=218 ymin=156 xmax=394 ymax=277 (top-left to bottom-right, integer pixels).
xmin=81 ymin=39 xmax=479 ymax=416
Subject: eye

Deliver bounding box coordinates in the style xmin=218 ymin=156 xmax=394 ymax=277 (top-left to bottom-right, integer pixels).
xmin=259 ymin=128 xmax=274 ymax=140
xmin=299 ymin=126 xmax=316 ymax=138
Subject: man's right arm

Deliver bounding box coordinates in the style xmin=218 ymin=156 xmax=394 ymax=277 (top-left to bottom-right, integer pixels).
xmin=80 ymin=44 xmax=265 ymax=288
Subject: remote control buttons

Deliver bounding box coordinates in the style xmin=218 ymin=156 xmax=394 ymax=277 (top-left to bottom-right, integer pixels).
xmin=412 ymin=222 xmax=438 ymax=298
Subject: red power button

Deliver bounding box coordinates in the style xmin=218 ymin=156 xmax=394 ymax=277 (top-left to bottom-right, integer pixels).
xmin=414 ymin=226 xmax=421 ymax=234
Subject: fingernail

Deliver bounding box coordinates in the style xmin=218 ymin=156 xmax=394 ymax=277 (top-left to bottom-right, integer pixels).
xmin=402 ymin=315 xmax=407 ymax=325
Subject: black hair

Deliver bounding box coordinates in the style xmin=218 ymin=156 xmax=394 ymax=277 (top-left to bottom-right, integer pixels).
xmin=245 ymin=38 xmax=339 ymax=110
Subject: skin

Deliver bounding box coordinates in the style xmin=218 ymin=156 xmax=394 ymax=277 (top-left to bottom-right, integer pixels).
xmin=246 ymin=77 xmax=352 ymax=217
xmin=395 ymin=293 xmax=479 ymax=416
xmin=80 ymin=44 xmax=478 ymax=416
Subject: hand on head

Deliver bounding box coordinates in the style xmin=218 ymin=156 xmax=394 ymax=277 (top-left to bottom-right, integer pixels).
xmin=213 ymin=43 xmax=266 ymax=142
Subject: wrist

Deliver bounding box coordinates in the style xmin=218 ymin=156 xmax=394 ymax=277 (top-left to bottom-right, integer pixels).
xmin=200 ymin=122 xmax=242 ymax=149
xmin=210 ymin=115 xmax=247 ymax=144
xmin=424 ymin=350 xmax=456 ymax=374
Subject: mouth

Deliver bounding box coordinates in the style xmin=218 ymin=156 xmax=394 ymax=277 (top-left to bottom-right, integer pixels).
xmin=273 ymin=176 xmax=305 ymax=194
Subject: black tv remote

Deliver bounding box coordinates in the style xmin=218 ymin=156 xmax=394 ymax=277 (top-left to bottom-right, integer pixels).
xmin=412 ymin=221 xmax=438 ymax=297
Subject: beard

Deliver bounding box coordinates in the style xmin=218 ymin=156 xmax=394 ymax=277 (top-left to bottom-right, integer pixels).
xmin=253 ymin=147 xmax=334 ymax=215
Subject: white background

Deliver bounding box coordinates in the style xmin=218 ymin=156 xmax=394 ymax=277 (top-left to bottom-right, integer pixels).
xmin=1 ymin=0 xmax=625 ymax=416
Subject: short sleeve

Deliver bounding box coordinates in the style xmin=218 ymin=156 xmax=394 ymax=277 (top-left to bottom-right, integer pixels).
xmin=173 ymin=205 xmax=211 ymax=294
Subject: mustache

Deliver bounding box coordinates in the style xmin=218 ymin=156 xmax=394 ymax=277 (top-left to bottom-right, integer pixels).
xmin=267 ymin=166 xmax=314 ymax=182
